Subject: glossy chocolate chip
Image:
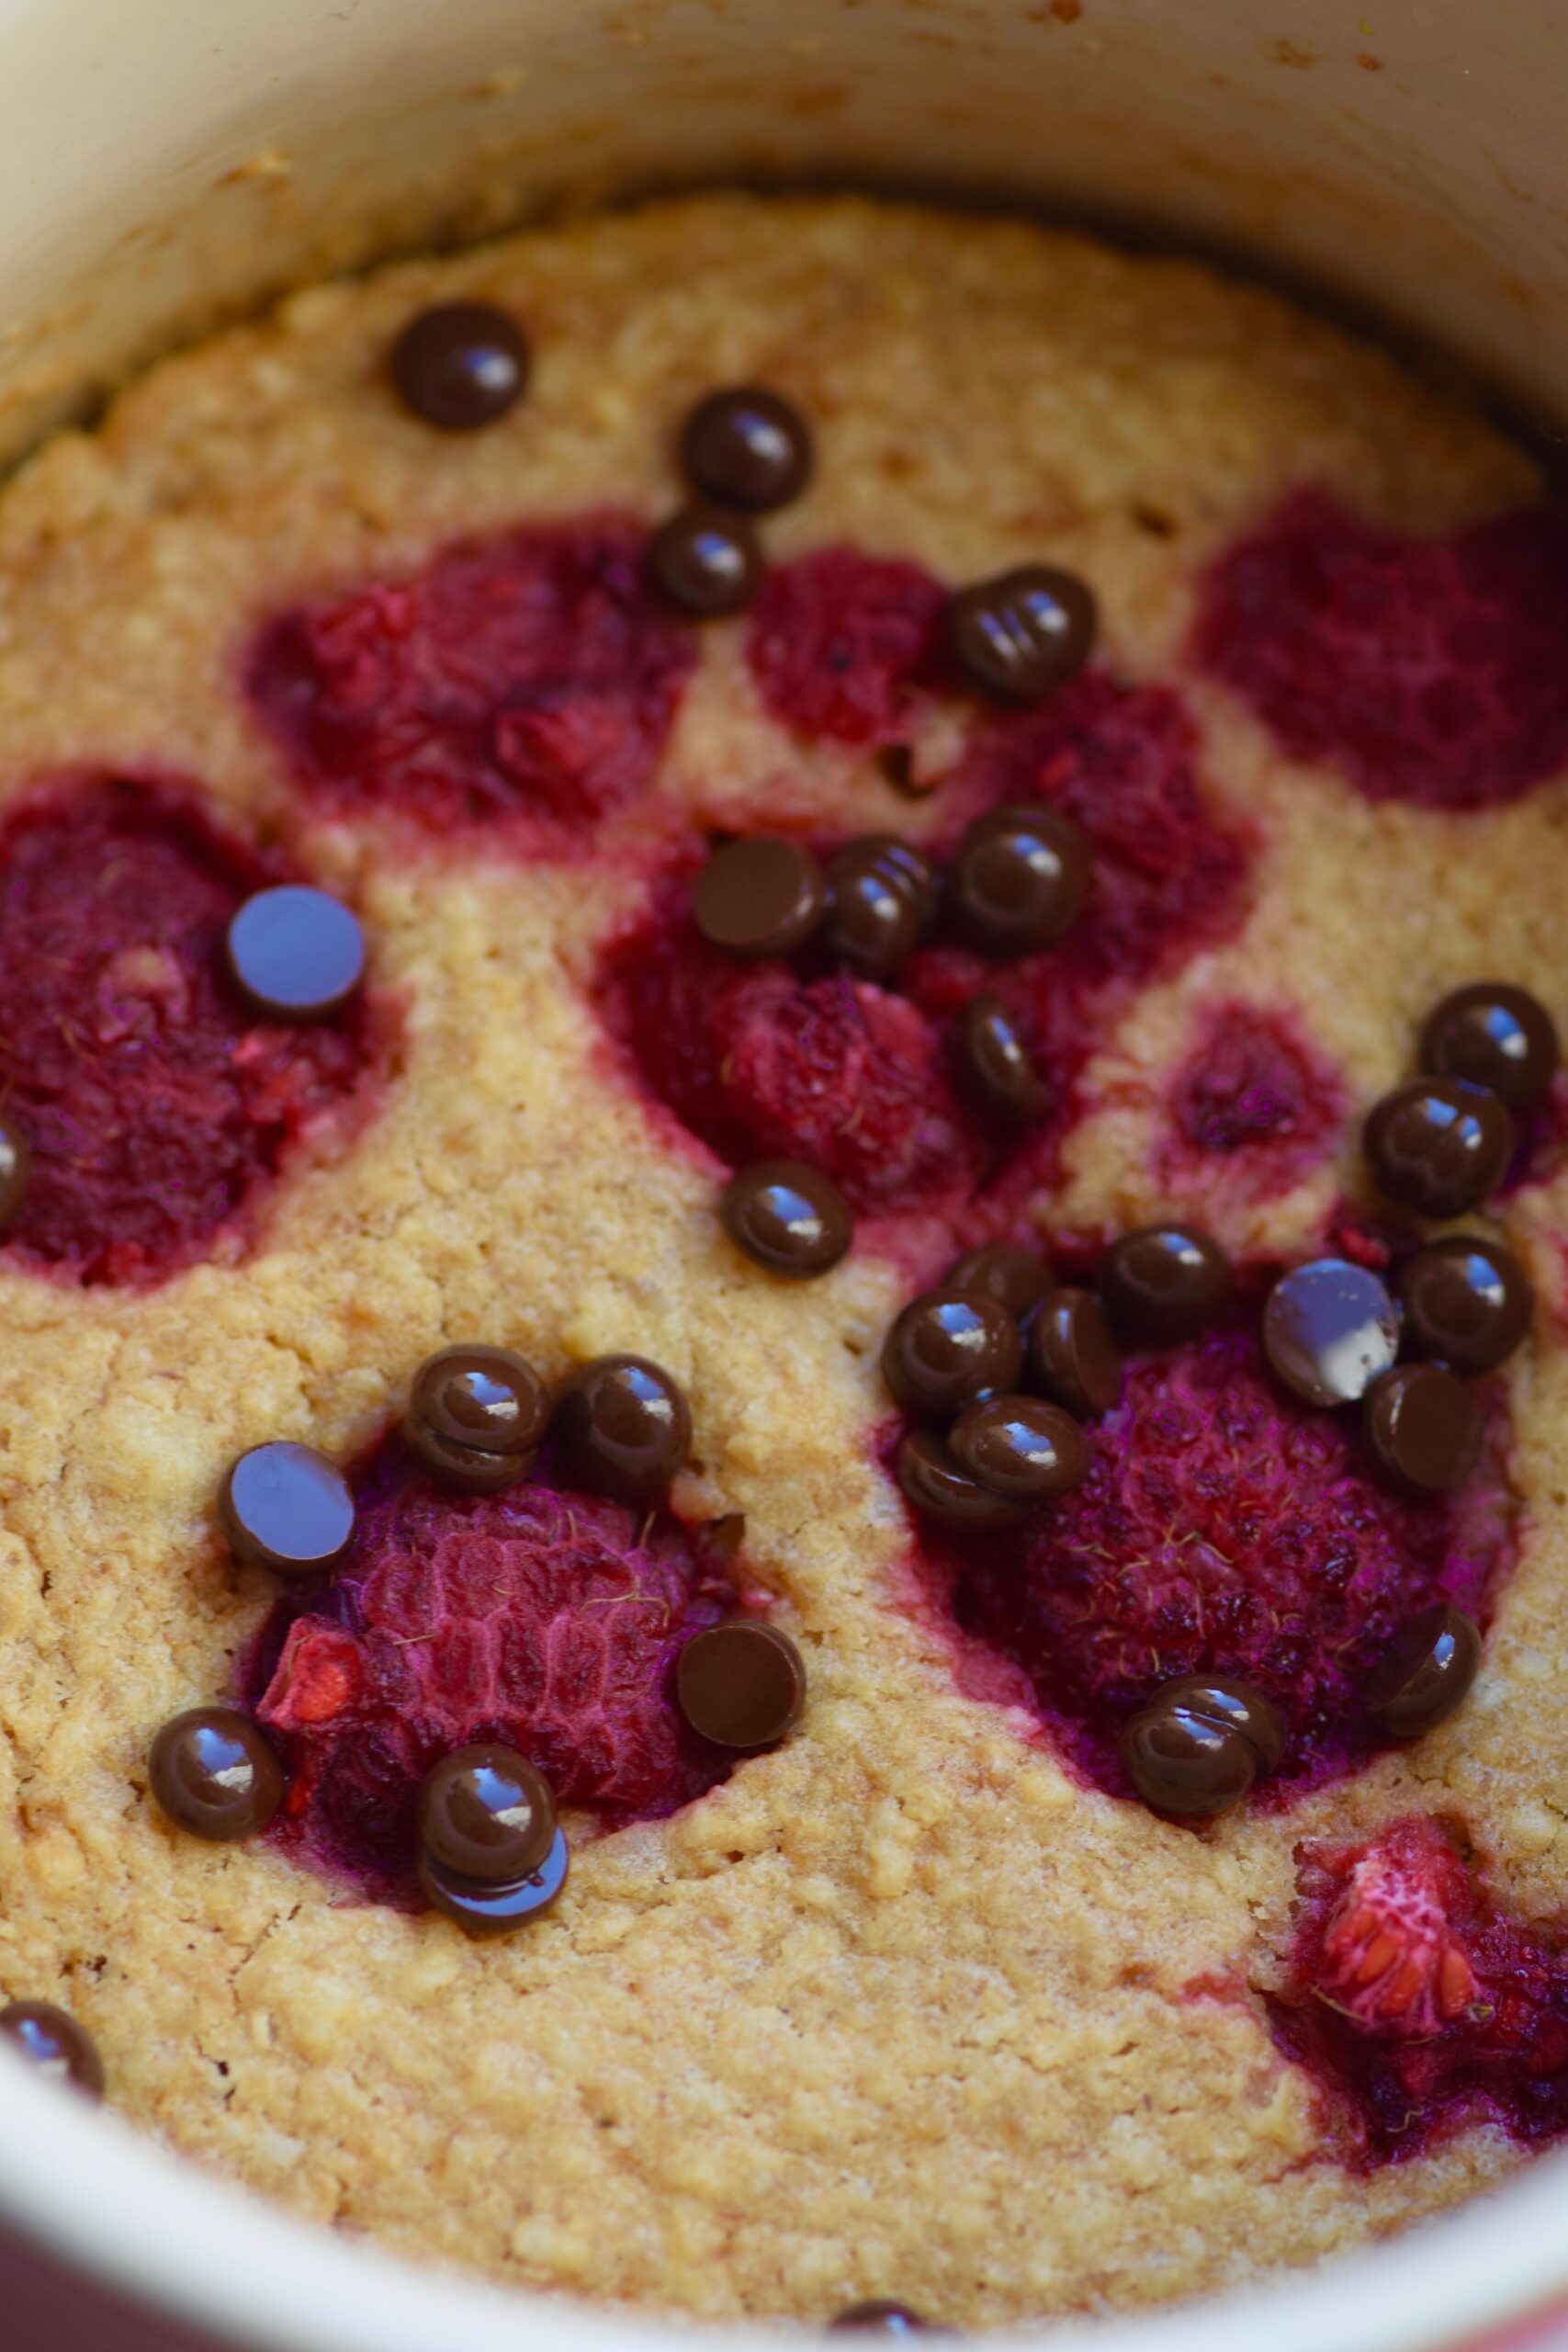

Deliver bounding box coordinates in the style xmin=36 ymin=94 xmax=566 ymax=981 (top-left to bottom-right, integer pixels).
xmin=405 ymin=1344 xmax=549 ymax=1494
xmin=1366 ymin=1602 xmax=1483 ymax=1738
xmin=692 ymin=837 xmax=825 ymax=958
xmin=1261 ymin=1258 xmax=1400 ymax=1408
xmin=896 ymin=1427 xmax=1027 ymax=1531
xmin=1363 ymin=1363 xmax=1483 ymax=1495
xmin=649 ymin=503 xmax=764 ymax=617
xmin=0 ymin=2001 xmax=105 ymax=2099
xmin=220 ymin=1442 xmax=355 ymax=1577
xmin=722 ymin=1159 xmax=853 ymax=1277
xmin=676 ymin=1621 xmax=807 ymax=1749
xmin=830 ymin=2305 xmax=941 ymax=2335
xmin=953 ymin=992 xmax=1050 ymax=1126
xmin=552 ymin=1353 xmax=692 ymax=1505
xmin=948 ymin=1393 xmax=1089 ymax=1501
xmin=851 ymin=837 xmax=941 ymax=938
xmin=225 ymin=886 xmax=366 ymax=1019
xmin=1100 ymin=1226 xmax=1233 ymax=1346
xmin=419 ymin=1744 xmax=557 ymax=1883
xmin=420 ymin=1826 xmax=570 ymax=1937
xmin=390 ymin=301 xmax=530 ymax=430
xmin=949 ymin=565 xmax=1098 ymax=705
xmin=882 ymin=1288 xmax=1023 ymax=1420
xmin=1363 ymin=1077 xmax=1514 ymax=1217
xmin=0 ymin=1112 xmax=30 ymax=1228
xmin=1120 ymin=1690 xmax=1259 ymax=1819
xmin=1397 ymin=1237 xmax=1533 ymax=1374
xmin=1026 ymin=1287 xmax=1121 ymax=1419
xmin=681 ymin=384 xmax=814 ymax=511
xmin=1419 ymin=981 xmax=1559 ymax=1113
xmin=1146 ymin=1675 xmax=1284 ymax=1771
xmin=149 ymin=1707 xmax=284 ymax=1842
xmin=822 ymin=841 xmax=922 ymax=980
xmin=947 ymin=1241 xmax=1052 ymax=1323
xmin=948 ymin=804 xmax=1089 ymax=959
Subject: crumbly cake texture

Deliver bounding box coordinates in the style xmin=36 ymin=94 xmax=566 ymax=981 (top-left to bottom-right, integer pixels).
xmin=2 ymin=191 xmax=1568 ymax=2324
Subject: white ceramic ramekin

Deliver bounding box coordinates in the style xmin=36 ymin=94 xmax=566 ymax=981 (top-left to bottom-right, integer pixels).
xmin=2 ymin=1 xmax=1567 ymax=2346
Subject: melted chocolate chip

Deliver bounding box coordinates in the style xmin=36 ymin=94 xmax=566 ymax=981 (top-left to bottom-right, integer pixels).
xmin=149 ymin=1707 xmax=284 ymax=1842
xmin=225 ymin=886 xmax=366 ymax=1020
xmin=1100 ymin=1226 xmax=1233 ymax=1345
xmin=896 ymin=1427 xmax=1027 ymax=1531
xmin=948 ymin=804 xmax=1089 ymax=958
xmin=220 ymin=1442 xmax=355 ymax=1577
xmin=1363 ymin=1363 xmax=1483 ymax=1494
xmin=882 ymin=1288 xmax=1023 ymax=1420
xmin=1397 ymin=1237 xmax=1533 ymax=1374
xmin=947 ymin=1241 xmax=1052 ymax=1323
xmin=676 ymin=1621 xmax=807 ymax=1748
xmin=681 ymin=385 xmax=814 ymax=511
xmin=1120 ymin=1685 xmax=1263 ymax=1819
xmin=953 ymin=993 xmax=1050 ymax=1126
xmin=649 ymin=504 xmax=764 ymax=617
xmin=420 ymin=1827 xmax=570 ymax=1936
xmin=1419 ymin=981 xmax=1559 ymax=1113
xmin=949 ymin=565 xmax=1098 ymax=705
xmin=851 ymin=837 xmax=941 ymax=938
xmin=1363 ymin=1077 xmax=1514 ymax=1217
xmin=552 ymin=1353 xmax=692 ymax=1504
xmin=1366 ymin=1602 xmax=1483 ymax=1738
xmin=0 ymin=1112 xmax=30 ymax=1228
xmin=0 ymin=2001 xmax=105 ymax=2099
xmin=831 ymin=2305 xmax=941 ymax=2335
xmin=822 ymin=841 xmax=922 ymax=980
xmin=692 ymin=837 xmax=826 ymax=957
xmin=406 ymin=1345 xmax=549 ymax=1493
xmin=1026 ymin=1287 xmax=1121 ymax=1419
xmin=948 ymin=1393 xmax=1089 ymax=1501
xmin=419 ymin=1744 xmax=557 ymax=1883
xmin=1261 ymin=1258 xmax=1400 ymax=1408
xmin=722 ymin=1159 xmax=853 ymax=1277
xmin=1148 ymin=1675 xmax=1284 ymax=1771
xmin=390 ymin=301 xmax=530 ymax=431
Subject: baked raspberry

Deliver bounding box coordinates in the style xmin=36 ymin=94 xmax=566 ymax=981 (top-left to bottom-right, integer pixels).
xmin=247 ymin=517 xmax=695 ymax=842
xmin=1193 ymin=490 xmax=1568 ymax=810
xmin=747 ymin=548 xmax=949 ymax=745
xmin=914 ymin=1325 xmax=1517 ymax=1793
xmin=1157 ymin=1003 xmax=1345 ymax=1201
xmin=0 ymin=775 xmax=383 ymax=1287
xmin=1268 ymin=1816 xmax=1568 ymax=2159
xmin=248 ymin=1440 xmax=740 ymax=1901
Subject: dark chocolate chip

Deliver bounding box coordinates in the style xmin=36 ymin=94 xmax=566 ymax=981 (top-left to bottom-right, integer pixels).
xmin=0 ymin=2001 xmax=105 ymax=2099
xmin=1419 ymin=981 xmax=1559 ymax=1113
xmin=405 ymin=1345 xmax=549 ymax=1494
xmin=390 ymin=301 xmax=530 ymax=430
xmin=419 ymin=1744 xmax=557 ymax=1883
xmin=1363 ymin=1077 xmax=1514 ymax=1217
xmin=850 ymin=837 xmax=941 ymax=938
xmin=1120 ymin=1690 xmax=1259 ymax=1819
xmin=1366 ymin=1602 xmax=1483 ymax=1739
xmin=1145 ymin=1675 xmax=1284 ymax=1771
xmin=149 ymin=1707 xmax=284 ymax=1842
xmin=681 ymin=384 xmax=814 ymax=511
xmin=220 ymin=1442 xmax=355 ymax=1577
xmin=676 ymin=1621 xmax=807 ymax=1749
xmin=1397 ymin=1236 xmax=1533 ymax=1374
xmin=420 ymin=1826 xmax=570 ymax=1937
xmin=1261 ymin=1258 xmax=1400 ymax=1408
xmin=953 ymin=992 xmax=1050 ymax=1125
xmin=722 ymin=1159 xmax=853 ymax=1278
xmin=552 ymin=1353 xmax=692 ymax=1505
xmin=896 ymin=1427 xmax=1027 ymax=1531
xmin=881 ymin=1288 xmax=1023 ymax=1420
xmin=1100 ymin=1225 xmax=1233 ymax=1345
xmin=822 ymin=841 xmax=922 ymax=980
xmin=830 ymin=2305 xmax=942 ymax=2335
xmin=948 ymin=803 xmax=1089 ymax=958
xmin=1363 ymin=1363 xmax=1483 ymax=1494
xmin=0 ymin=1112 xmax=30 ymax=1228
xmin=947 ymin=1241 xmax=1053 ymax=1324
xmin=692 ymin=837 xmax=826 ymax=958
xmin=225 ymin=886 xmax=366 ymax=1020
xmin=948 ymin=1393 xmax=1089 ymax=1501
xmin=649 ymin=503 xmax=764 ymax=617
xmin=1026 ymin=1287 xmax=1122 ymax=1419
xmin=949 ymin=565 xmax=1098 ymax=705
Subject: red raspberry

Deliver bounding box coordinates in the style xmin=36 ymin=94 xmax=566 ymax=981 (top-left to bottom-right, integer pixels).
xmin=747 ymin=548 xmax=948 ymax=745
xmin=1157 ymin=1002 xmax=1345 ymax=1202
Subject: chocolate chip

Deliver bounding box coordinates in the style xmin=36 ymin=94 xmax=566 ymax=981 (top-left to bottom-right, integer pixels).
xmin=0 ymin=1112 xmax=30 ymax=1228
xmin=1419 ymin=981 xmax=1559 ymax=1113
xmin=1363 ymin=1077 xmax=1514 ymax=1217
xmin=1147 ymin=1674 xmax=1284 ymax=1771
xmin=676 ymin=1621 xmax=807 ymax=1748
xmin=420 ymin=1826 xmax=570 ymax=1937
xmin=220 ymin=1442 xmax=355 ymax=1577
xmin=0 ymin=2001 xmax=105 ymax=2099
xmin=1261 ymin=1258 xmax=1400 ymax=1408
xmin=390 ymin=301 xmax=530 ymax=430
xmin=949 ymin=565 xmax=1097 ymax=705
xmin=681 ymin=385 xmax=814 ymax=511
xmin=896 ymin=1427 xmax=1027 ymax=1530
xmin=850 ymin=837 xmax=941 ymax=938
xmin=225 ymin=886 xmax=366 ymax=1020
xmin=1120 ymin=1686 xmax=1262 ymax=1818
xmin=881 ymin=1288 xmax=1023 ymax=1419
xmin=831 ymin=2305 xmax=942 ymax=2335
xmin=553 ymin=1353 xmax=692 ymax=1504
xmin=692 ymin=837 xmax=826 ymax=957
xmin=649 ymin=503 xmax=764 ymax=617
xmin=947 ymin=1241 xmax=1052 ymax=1323
xmin=948 ymin=1393 xmax=1089 ymax=1501
xmin=822 ymin=841 xmax=922 ymax=980
xmin=1366 ymin=1602 xmax=1483 ymax=1738
xmin=419 ymin=1744 xmax=557 ymax=1883
xmin=149 ymin=1707 xmax=284 ymax=1842
xmin=953 ymin=992 xmax=1050 ymax=1125
xmin=405 ymin=1345 xmax=549 ymax=1494
xmin=1363 ymin=1363 xmax=1483 ymax=1494
xmin=1100 ymin=1226 xmax=1233 ymax=1345
xmin=722 ymin=1159 xmax=853 ymax=1277
xmin=948 ymin=804 xmax=1089 ymax=958
xmin=1026 ymin=1287 xmax=1121 ymax=1418
xmin=1397 ymin=1237 xmax=1533 ymax=1374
